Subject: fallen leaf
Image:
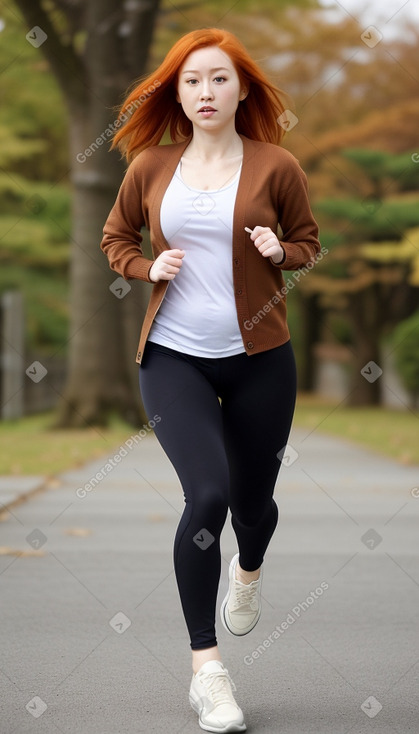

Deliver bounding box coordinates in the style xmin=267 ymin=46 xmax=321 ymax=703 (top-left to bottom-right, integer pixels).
xmin=0 ymin=546 xmax=46 ymax=557
xmin=46 ymin=478 xmax=62 ymax=489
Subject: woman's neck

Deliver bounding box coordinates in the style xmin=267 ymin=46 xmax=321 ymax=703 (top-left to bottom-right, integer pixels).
xmin=183 ymin=127 xmax=243 ymax=162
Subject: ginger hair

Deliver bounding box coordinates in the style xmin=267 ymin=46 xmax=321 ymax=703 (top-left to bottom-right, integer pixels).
xmin=111 ymin=27 xmax=288 ymax=162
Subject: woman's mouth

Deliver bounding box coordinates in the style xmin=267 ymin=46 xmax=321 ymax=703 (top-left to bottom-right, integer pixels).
xmin=198 ymin=107 xmax=217 ymax=117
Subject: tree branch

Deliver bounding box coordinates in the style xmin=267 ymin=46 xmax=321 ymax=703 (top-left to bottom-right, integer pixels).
xmin=123 ymin=0 xmax=162 ymax=80
xmin=48 ymin=0 xmax=87 ymax=38
xmin=83 ymin=0 xmax=162 ymax=108
xmin=14 ymin=0 xmax=87 ymax=107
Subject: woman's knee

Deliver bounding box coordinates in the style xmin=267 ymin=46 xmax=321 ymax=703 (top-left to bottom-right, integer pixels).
xmin=189 ymin=484 xmax=229 ymax=530
xmin=232 ymin=496 xmax=278 ymax=529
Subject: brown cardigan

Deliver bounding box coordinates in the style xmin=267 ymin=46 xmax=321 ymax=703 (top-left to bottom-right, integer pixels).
xmin=100 ymin=134 xmax=321 ymax=365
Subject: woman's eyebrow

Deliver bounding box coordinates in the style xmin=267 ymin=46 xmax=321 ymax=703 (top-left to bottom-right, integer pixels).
xmin=181 ymin=67 xmax=230 ymax=74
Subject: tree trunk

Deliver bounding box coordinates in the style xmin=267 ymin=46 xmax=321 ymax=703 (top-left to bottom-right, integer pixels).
xmin=55 ymin=115 xmax=146 ymax=427
xmin=298 ymin=293 xmax=322 ymax=391
xmin=53 ymin=0 xmax=161 ymax=427
xmin=348 ymin=285 xmax=382 ymax=406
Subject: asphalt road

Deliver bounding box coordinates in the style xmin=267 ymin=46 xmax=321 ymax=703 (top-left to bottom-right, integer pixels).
xmin=1 ymin=425 xmax=418 ymax=734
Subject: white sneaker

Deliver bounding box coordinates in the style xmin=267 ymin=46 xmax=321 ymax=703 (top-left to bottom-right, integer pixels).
xmin=220 ymin=554 xmax=262 ymax=636
xmin=189 ymin=660 xmax=246 ymax=732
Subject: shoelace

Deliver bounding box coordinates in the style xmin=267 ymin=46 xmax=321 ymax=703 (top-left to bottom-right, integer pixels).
xmin=232 ymin=580 xmax=259 ymax=611
xmin=198 ymin=668 xmax=237 ymax=707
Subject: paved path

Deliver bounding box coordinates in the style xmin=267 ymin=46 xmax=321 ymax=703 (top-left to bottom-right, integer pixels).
xmin=1 ymin=425 xmax=418 ymax=734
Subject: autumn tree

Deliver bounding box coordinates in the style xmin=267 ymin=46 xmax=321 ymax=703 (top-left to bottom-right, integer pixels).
xmin=300 ymin=219 xmax=419 ymax=405
xmin=264 ymin=14 xmax=419 ymax=403
xmin=13 ymin=0 xmax=162 ymax=427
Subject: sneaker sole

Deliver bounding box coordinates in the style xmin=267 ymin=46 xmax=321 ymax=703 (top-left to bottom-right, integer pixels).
xmin=220 ymin=554 xmax=262 ymax=637
xmin=189 ymin=692 xmax=247 ymax=732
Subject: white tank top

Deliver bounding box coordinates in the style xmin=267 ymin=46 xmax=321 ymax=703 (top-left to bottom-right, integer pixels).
xmin=147 ymin=158 xmax=245 ymax=357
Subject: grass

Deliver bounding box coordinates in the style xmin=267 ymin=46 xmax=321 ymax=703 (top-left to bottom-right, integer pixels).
xmin=293 ymin=394 xmax=419 ymax=466
xmin=0 ymin=395 xmax=418 ymax=476
xmin=0 ymin=412 xmax=134 ymax=476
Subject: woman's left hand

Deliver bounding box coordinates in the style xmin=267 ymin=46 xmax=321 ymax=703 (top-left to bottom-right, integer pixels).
xmin=246 ymin=226 xmax=285 ymax=264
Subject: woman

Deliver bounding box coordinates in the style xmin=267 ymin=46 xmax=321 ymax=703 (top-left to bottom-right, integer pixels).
xmin=101 ymin=27 xmax=320 ymax=733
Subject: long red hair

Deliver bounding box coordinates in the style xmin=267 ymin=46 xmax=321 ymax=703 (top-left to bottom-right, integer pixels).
xmin=111 ymin=28 xmax=288 ymax=162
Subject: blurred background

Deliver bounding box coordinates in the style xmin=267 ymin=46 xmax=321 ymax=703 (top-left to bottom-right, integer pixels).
xmin=1 ymin=0 xmax=418 ymax=475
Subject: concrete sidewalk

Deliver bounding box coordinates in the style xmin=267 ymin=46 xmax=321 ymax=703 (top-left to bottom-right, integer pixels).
xmin=1 ymin=425 xmax=418 ymax=734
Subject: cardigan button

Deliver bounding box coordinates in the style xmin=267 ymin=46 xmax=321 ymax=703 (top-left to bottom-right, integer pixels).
xmin=247 ymin=341 xmax=254 ymax=349
xmin=137 ymin=351 xmax=142 ymax=359
xmin=234 ymin=258 xmax=239 ymax=266
xmin=236 ymin=288 xmax=242 ymax=296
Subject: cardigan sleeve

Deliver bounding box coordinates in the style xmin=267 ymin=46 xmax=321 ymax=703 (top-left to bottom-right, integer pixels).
xmin=100 ymin=157 xmax=154 ymax=282
xmin=270 ymin=158 xmax=321 ymax=271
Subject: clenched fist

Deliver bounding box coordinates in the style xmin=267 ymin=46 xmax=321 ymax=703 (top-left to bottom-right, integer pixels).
xmin=149 ymin=249 xmax=186 ymax=283
xmin=245 ymin=226 xmax=285 ymax=264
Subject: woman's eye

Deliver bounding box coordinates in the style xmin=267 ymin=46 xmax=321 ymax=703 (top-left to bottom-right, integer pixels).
xmin=185 ymin=76 xmax=226 ymax=85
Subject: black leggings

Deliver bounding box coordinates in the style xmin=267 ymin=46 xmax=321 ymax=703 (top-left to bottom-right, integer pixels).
xmin=138 ymin=340 xmax=297 ymax=650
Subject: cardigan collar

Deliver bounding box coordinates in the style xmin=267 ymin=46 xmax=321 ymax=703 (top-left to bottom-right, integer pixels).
xmin=148 ymin=133 xmax=258 ymax=173
xmin=147 ymin=134 xmax=257 ymax=252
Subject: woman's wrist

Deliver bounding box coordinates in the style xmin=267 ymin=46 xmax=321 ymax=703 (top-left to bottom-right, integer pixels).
xmin=271 ymin=246 xmax=286 ymax=265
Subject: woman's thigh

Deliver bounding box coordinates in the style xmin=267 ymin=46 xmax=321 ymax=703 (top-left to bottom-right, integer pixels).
xmin=220 ymin=341 xmax=297 ymax=515
xmin=139 ymin=343 xmax=230 ymax=498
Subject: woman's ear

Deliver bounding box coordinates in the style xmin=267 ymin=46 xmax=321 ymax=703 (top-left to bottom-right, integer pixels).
xmin=239 ymin=89 xmax=248 ymax=101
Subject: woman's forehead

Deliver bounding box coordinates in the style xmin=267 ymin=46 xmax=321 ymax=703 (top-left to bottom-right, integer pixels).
xmin=180 ymin=46 xmax=235 ymax=73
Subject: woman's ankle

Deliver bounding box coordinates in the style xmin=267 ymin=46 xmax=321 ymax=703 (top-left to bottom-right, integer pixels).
xmin=236 ymin=562 xmax=260 ymax=584
xmin=192 ymin=645 xmax=222 ymax=674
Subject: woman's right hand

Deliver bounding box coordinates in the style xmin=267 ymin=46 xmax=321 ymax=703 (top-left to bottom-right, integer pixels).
xmin=149 ymin=249 xmax=185 ymax=283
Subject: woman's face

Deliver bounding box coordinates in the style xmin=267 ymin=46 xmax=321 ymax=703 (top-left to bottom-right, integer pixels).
xmin=177 ymin=46 xmax=246 ymax=134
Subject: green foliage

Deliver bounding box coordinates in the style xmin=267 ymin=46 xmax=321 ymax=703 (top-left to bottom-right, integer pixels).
xmin=312 ymin=228 xmax=344 ymax=251
xmin=283 ymin=293 xmax=301 ymax=362
xmin=0 ymin=6 xmax=71 ymax=353
xmin=161 ymin=0 xmax=318 ymax=21
xmin=315 ymin=197 xmax=419 ymax=242
xmin=328 ymin=314 xmax=352 ymax=345
xmin=343 ymin=149 xmax=390 ymax=182
xmin=0 ymin=177 xmax=71 ymax=272
xmin=0 ymin=266 xmax=69 ymax=352
xmin=342 ymin=149 xmax=419 ymax=193
xmin=308 ymin=228 xmax=348 ymax=276
xmin=0 ymin=174 xmax=71 ymax=224
xmin=0 ymin=217 xmax=69 ymax=268
xmin=0 ymin=6 xmax=69 ymax=181
xmin=392 ymin=311 xmax=419 ymax=406
xmin=0 ymin=126 xmax=47 ymax=169
xmin=0 ymin=176 xmax=71 ymax=351
xmin=384 ymin=153 xmax=419 ymax=192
